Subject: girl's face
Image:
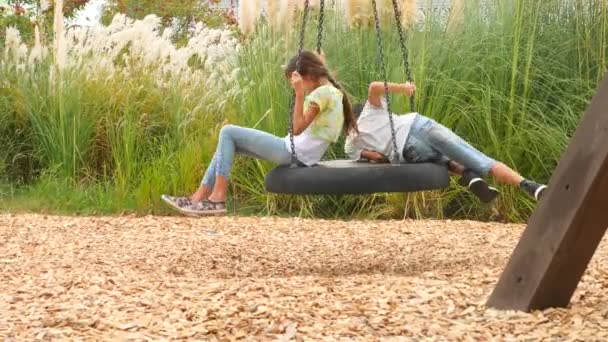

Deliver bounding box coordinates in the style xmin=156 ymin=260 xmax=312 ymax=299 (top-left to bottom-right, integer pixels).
xmin=300 ymin=75 xmax=318 ymax=93
xmin=286 ymin=73 xmax=318 ymax=93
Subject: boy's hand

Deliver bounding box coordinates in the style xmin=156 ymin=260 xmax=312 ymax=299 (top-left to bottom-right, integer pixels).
xmin=362 ymin=150 xmax=389 ymax=163
xmin=403 ymin=82 xmax=416 ymax=97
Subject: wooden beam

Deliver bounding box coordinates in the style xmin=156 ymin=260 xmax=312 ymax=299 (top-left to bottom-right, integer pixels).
xmin=487 ymin=73 xmax=608 ymax=312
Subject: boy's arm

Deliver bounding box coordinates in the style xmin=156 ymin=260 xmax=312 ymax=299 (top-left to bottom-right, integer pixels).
xmin=368 ymin=81 xmax=416 ymax=108
xmin=344 ymin=135 xmax=388 ymax=162
xmin=344 ymin=134 xmax=364 ymax=160
xmin=361 ymin=149 xmax=389 ymax=163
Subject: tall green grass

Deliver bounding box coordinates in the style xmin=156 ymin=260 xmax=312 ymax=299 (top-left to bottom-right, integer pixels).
xmin=1 ymin=0 xmax=607 ymax=221
xmin=230 ymin=0 xmax=607 ymax=221
xmin=0 ymin=59 xmax=234 ymax=214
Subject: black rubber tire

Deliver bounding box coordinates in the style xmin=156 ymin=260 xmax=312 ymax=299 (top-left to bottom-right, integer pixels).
xmin=264 ymin=160 xmax=450 ymax=195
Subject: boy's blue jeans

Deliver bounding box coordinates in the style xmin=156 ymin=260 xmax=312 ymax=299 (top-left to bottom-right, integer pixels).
xmin=403 ymin=116 xmax=496 ymax=176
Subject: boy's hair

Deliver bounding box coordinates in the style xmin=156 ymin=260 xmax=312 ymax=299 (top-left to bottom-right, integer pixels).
xmin=284 ymin=50 xmax=358 ymax=135
xmin=353 ymin=103 xmax=365 ymax=119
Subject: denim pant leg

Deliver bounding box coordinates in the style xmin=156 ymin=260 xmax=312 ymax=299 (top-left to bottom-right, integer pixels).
xmin=418 ymin=118 xmax=496 ymax=176
xmin=201 ymin=152 xmax=220 ymax=187
xmin=403 ymin=117 xmax=444 ymax=163
xmin=201 ymin=125 xmax=292 ymax=186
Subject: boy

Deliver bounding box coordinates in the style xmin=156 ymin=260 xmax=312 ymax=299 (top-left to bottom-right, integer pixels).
xmin=344 ymin=81 xmax=547 ymax=202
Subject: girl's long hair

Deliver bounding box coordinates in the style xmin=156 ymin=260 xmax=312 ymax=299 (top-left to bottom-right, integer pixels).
xmin=284 ymin=50 xmax=357 ymax=135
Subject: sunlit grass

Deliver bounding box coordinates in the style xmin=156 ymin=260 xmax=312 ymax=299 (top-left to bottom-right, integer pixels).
xmin=1 ymin=0 xmax=606 ymax=222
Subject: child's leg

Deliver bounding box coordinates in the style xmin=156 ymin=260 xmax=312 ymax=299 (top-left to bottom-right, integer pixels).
xmin=205 ymin=125 xmax=291 ymax=203
xmin=415 ymin=118 xmax=513 ymax=182
xmin=405 ymin=118 xmax=498 ymax=203
xmin=488 ymin=162 xmax=523 ymax=185
xmin=447 ymin=160 xmax=464 ymax=175
xmin=190 ymin=153 xmax=219 ymax=202
xmin=416 ymin=118 xmax=546 ymax=200
xmin=162 ymin=153 xmax=217 ymax=211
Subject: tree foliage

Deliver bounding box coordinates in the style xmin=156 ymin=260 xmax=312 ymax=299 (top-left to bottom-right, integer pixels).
xmin=101 ymin=0 xmax=238 ymax=42
xmin=1 ymin=0 xmax=93 ymax=45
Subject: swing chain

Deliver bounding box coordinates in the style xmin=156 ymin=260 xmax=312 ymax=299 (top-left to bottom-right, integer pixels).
xmin=317 ymin=0 xmax=325 ymax=54
xmin=390 ymin=0 xmax=416 ymax=112
xmin=372 ymin=0 xmax=401 ymax=165
xmin=288 ymin=0 xmax=311 ymax=168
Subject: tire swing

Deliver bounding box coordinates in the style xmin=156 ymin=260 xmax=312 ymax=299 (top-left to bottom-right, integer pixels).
xmin=264 ymin=0 xmax=449 ymax=195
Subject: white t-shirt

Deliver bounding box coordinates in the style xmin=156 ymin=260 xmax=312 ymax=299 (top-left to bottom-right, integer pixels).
xmin=344 ymin=100 xmax=418 ymax=162
xmin=284 ymin=128 xmax=331 ymax=166
xmin=284 ymin=85 xmax=344 ymax=166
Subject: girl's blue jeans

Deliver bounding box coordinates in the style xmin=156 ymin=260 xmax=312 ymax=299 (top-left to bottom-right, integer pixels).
xmin=202 ymin=125 xmax=292 ymax=187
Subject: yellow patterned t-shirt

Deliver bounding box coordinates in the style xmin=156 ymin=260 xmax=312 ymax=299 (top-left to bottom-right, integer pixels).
xmin=284 ymin=84 xmax=344 ymax=166
xmin=305 ymin=84 xmax=344 ymax=142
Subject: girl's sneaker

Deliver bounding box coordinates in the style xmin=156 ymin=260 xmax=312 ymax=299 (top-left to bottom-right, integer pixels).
xmin=191 ymin=200 xmax=227 ymax=215
xmin=161 ymin=194 xmax=203 ymax=216
xmin=161 ymin=195 xmax=192 ymax=210
xmin=161 ymin=195 xmax=227 ymax=216
xmin=459 ymin=170 xmax=500 ymax=203
xmin=520 ymin=180 xmax=547 ymax=201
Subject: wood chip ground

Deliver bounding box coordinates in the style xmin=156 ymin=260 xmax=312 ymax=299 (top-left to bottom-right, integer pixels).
xmin=1 ymin=214 xmax=607 ymax=341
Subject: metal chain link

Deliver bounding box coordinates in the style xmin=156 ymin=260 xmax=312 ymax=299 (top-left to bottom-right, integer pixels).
xmin=316 ymin=0 xmax=325 ymax=54
xmin=391 ymin=0 xmax=416 ymax=112
xmin=372 ymin=0 xmax=401 ymax=164
xmin=288 ymin=0 xmax=311 ymax=168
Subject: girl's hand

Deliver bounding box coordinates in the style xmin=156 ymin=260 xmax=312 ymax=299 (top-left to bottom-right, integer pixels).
xmin=403 ymin=82 xmax=416 ymax=97
xmin=291 ymin=71 xmax=304 ymax=95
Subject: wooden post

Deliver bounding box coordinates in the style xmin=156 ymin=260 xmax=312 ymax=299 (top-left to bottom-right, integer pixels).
xmin=487 ymin=73 xmax=608 ymax=312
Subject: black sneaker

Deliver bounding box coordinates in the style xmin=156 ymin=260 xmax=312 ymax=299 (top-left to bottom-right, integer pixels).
xmin=520 ymin=180 xmax=547 ymax=201
xmin=459 ymin=170 xmax=500 ymax=203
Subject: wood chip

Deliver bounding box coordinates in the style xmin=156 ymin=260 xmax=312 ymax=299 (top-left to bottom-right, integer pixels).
xmin=0 ymin=214 xmax=607 ymax=340
xmin=278 ymin=322 xmax=297 ymax=342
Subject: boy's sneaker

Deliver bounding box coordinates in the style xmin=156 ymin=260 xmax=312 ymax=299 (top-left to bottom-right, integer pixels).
xmin=520 ymin=180 xmax=547 ymax=201
xmin=459 ymin=170 xmax=500 ymax=203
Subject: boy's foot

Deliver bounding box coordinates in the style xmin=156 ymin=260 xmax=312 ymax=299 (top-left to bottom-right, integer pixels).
xmin=520 ymin=180 xmax=547 ymax=201
xmin=459 ymin=170 xmax=499 ymax=203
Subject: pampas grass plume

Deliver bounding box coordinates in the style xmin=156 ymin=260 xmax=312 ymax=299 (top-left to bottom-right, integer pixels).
xmin=239 ymin=0 xmax=262 ymax=36
xmin=447 ymin=0 xmax=465 ymax=33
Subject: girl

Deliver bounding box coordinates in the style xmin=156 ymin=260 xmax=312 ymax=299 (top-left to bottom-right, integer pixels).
xmin=345 ymin=80 xmax=547 ymax=203
xmin=162 ymin=50 xmax=356 ymax=215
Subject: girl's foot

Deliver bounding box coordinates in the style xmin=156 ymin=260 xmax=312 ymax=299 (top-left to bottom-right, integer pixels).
xmin=161 ymin=194 xmax=208 ymax=217
xmin=520 ymin=180 xmax=547 ymax=201
xmin=191 ymin=200 xmax=227 ymax=215
xmin=161 ymin=195 xmax=193 ymax=212
xmin=459 ymin=170 xmax=499 ymax=203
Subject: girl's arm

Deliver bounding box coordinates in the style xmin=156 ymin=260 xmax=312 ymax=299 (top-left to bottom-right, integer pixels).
xmin=290 ymin=71 xmax=320 ymax=135
xmin=292 ymin=93 xmax=320 ymax=135
xmin=368 ymin=81 xmax=416 ymax=108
